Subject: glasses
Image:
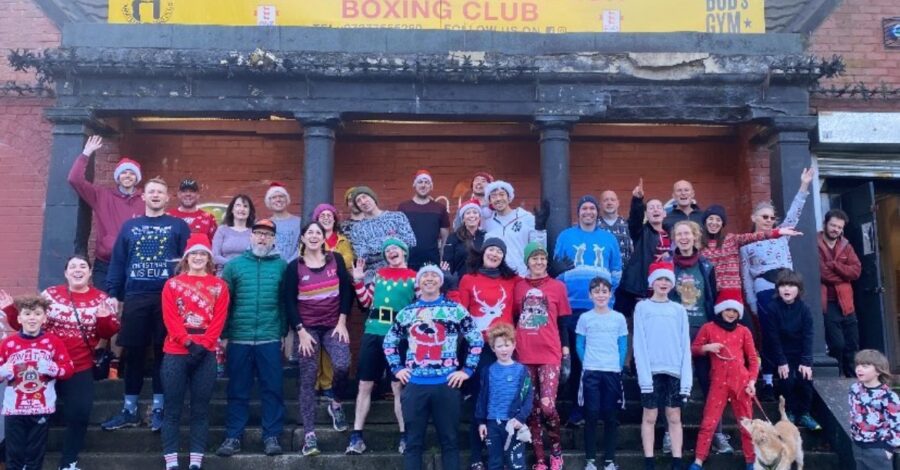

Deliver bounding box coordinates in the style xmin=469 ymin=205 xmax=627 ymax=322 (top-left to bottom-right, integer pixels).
xmin=252 ymin=231 xmax=275 ymax=237
xmin=758 ymin=214 xmax=778 ymax=221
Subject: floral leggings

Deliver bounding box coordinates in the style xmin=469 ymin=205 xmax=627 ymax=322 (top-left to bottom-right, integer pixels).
xmin=525 ymin=364 xmax=562 ymax=462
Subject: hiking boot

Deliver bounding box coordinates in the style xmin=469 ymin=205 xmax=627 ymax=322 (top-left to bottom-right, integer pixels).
xmin=216 ymin=438 xmax=241 ymax=457
xmin=328 ymin=403 xmax=349 ymax=432
xmin=712 ymin=432 xmax=734 ymax=454
xmin=264 ymin=437 xmax=283 ymax=456
xmin=301 ymin=432 xmax=320 ymax=456
xmin=584 ymin=460 xmax=598 ymax=470
xmin=550 ymin=453 xmax=564 ymax=470
xmin=662 ymin=431 xmax=672 ymax=454
xmin=100 ymin=408 xmax=140 ymax=431
xmin=345 ymin=434 xmax=367 ymax=455
xmin=759 ymin=383 xmax=776 ymax=402
xmin=398 ymin=434 xmax=408 ymax=454
xmin=797 ymin=414 xmax=822 ymax=431
xmin=150 ymin=408 xmax=164 ymax=432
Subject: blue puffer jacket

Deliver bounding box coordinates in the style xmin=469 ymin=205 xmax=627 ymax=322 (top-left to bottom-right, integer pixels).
xmin=221 ymin=250 xmax=287 ymax=342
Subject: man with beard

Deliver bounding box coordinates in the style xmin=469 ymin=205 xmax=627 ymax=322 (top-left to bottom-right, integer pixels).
xmin=216 ymin=219 xmax=288 ymax=457
xmin=663 ymin=180 xmax=704 ymax=232
xmin=598 ymin=190 xmax=634 ymax=266
xmin=818 ymin=209 xmax=862 ymax=377
xmin=398 ymin=170 xmax=451 ymax=270
xmin=167 ymin=178 xmax=217 ymax=241
xmin=349 ymin=186 xmax=416 ymax=284
xmin=102 ymin=178 xmax=190 ymax=432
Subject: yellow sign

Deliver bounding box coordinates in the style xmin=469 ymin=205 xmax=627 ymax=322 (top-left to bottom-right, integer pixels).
xmin=109 ymin=1 xmax=764 ymax=34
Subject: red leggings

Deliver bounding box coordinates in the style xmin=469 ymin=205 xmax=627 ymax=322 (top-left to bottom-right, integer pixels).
xmin=525 ymin=364 xmax=562 ymax=461
xmin=695 ymin=383 xmax=754 ymax=463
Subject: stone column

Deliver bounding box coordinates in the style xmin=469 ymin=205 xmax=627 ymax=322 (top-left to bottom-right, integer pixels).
xmin=296 ymin=113 xmax=341 ymax=220
xmin=535 ymin=116 xmax=579 ymax=252
xmin=38 ymin=108 xmax=95 ymax=289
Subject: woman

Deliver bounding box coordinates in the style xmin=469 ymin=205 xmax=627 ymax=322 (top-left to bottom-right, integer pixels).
xmin=456 ymin=237 xmax=520 ymax=470
xmin=0 ymin=255 xmax=120 ymax=470
xmin=283 ymin=221 xmax=354 ymax=456
xmin=160 ymin=234 xmax=230 ymax=470
xmin=212 ymin=194 xmax=256 ymax=275
xmin=740 ymin=167 xmax=814 ymax=398
xmin=442 ymin=198 xmax=486 ymax=277
xmin=313 ymin=203 xmax=354 ymax=270
xmin=513 ymin=242 xmax=571 ymax=470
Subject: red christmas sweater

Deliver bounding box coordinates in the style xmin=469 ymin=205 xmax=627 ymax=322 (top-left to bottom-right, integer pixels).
xmin=691 ymin=321 xmax=760 ymax=393
xmin=457 ymin=273 xmax=519 ymax=338
xmin=0 ymin=332 xmax=74 ymax=415
xmin=168 ymin=207 xmax=218 ymax=242
xmin=701 ymin=229 xmax=779 ymax=293
xmin=161 ymin=273 xmax=230 ymax=354
xmin=3 ymin=286 xmax=120 ymax=374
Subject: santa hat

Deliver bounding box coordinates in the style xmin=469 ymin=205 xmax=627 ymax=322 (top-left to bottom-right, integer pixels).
xmin=485 ymin=180 xmax=515 ymax=201
xmin=183 ymin=233 xmax=213 ymax=258
xmin=114 ymin=158 xmax=142 ymax=184
xmin=714 ymin=289 xmax=745 ymax=319
xmin=412 ymin=170 xmax=433 ymax=186
xmin=265 ymin=182 xmax=290 ymax=207
xmin=456 ymin=198 xmax=482 ymax=224
xmin=647 ymin=260 xmax=675 ymax=285
xmin=473 ymin=171 xmax=494 ymax=184
xmin=416 ymin=264 xmax=445 ymax=287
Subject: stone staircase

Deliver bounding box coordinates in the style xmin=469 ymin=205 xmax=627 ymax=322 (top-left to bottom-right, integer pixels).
xmin=44 ymin=373 xmax=841 ymax=469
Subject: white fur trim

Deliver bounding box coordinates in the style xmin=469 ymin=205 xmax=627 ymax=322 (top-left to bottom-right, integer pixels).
xmin=715 ymin=299 xmax=744 ymax=318
xmin=415 ymin=265 xmax=445 ymax=286
xmin=114 ymin=162 xmax=142 ymax=184
xmin=184 ymin=244 xmax=213 ymax=257
xmin=647 ymin=269 xmax=675 ymax=286
xmin=265 ymin=186 xmax=290 ymax=207
xmin=485 ymin=180 xmax=515 ymax=202
xmin=413 ymin=173 xmax=433 ymax=186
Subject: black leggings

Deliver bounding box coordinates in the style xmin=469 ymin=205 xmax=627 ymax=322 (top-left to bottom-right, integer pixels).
xmin=124 ymin=344 xmax=164 ymax=396
xmin=161 ymin=353 xmax=217 ymax=455
xmin=56 ymin=369 xmax=94 ymax=467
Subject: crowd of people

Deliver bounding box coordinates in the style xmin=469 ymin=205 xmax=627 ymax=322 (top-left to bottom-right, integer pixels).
xmin=0 ymin=135 xmax=896 ymax=470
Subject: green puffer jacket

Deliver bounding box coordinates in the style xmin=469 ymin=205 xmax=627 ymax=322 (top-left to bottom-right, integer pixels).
xmin=221 ymin=250 xmax=288 ymax=342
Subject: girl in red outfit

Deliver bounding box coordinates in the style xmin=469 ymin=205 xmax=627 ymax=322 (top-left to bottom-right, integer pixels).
xmin=160 ymin=234 xmax=230 ymax=470
xmin=513 ymin=242 xmax=571 ymax=470
xmin=688 ymin=289 xmax=760 ymax=470
xmin=1 ymin=254 xmax=120 ymax=470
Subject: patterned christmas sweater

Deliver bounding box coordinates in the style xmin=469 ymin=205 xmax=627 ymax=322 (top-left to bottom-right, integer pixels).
xmin=457 ymin=273 xmax=519 ymax=340
xmin=4 ymin=286 xmax=119 ymax=374
xmin=107 ymin=215 xmax=191 ymax=300
xmin=0 ymin=332 xmax=74 ymax=415
xmin=383 ymin=296 xmax=483 ymax=385
xmin=167 ymin=207 xmax=218 ymax=243
xmin=701 ymin=229 xmax=780 ymax=294
xmin=348 ymin=211 xmax=417 ymax=284
xmin=162 ymin=273 xmax=230 ymax=354
xmin=354 ymin=266 xmax=417 ymax=336
xmin=848 ymin=381 xmax=900 ymax=450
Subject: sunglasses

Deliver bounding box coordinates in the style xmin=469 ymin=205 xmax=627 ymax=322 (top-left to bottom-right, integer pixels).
xmin=758 ymin=214 xmax=778 ymax=221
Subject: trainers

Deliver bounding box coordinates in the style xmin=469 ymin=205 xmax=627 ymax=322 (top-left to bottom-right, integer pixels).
xmin=786 ymin=412 xmax=796 ymax=424
xmin=797 ymin=414 xmax=822 ymax=431
xmin=150 ymin=408 xmax=164 ymax=432
xmin=189 ymin=466 xmax=201 ymax=470
xmin=532 ymin=463 xmax=548 ymax=470
xmin=398 ymin=434 xmax=408 ymax=454
xmin=602 ymin=462 xmax=620 ymax=470
xmin=264 ymin=436 xmax=283 ymax=456
xmin=584 ymin=460 xmax=598 ymax=470
xmin=712 ymin=432 xmax=734 ymax=454
xmin=59 ymin=463 xmax=82 ymax=470
xmin=216 ymin=438 xmax=241 ymax=457
xmin=759 ymin=383 xmax=776 ymax=402
xmin=662 ymin=431 xmax=672 ymax=454
xmin=567 ymin=409 xmax=585 ymax=427
xmin=100 ymin=408 xmax=140 ymax=431
xmin=470 ymin=463 xmax=486 ymax=470
xmin=687 ymin=464 xmax=702 ymax=470
xmin=301 ymin=433 xmax=320 ymax=456
xmin=328 ymin=403 xmax=349 ymax=432
xmin=550 ymin=453 xmax=564 ymax=470
xmin=345 ymin=434 xmax=367 ymax=455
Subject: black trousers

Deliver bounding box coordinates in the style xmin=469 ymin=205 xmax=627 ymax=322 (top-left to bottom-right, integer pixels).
xmin=776 ymin=358 xmax=814 ymax=417
xmin=824 ymin=301 xmax=859 ymax=378
xmin=56 ymin=369 xmax=94 ymax=467
xmin=161 ymin=353 xmax=217 ymax=455
xmin=402 ymin=382 xmax=462 ymax=470
xmin=6 ymin=414 xmax=50 ymax=470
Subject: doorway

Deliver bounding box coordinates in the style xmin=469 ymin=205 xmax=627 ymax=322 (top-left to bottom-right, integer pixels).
xmin=876 ymin=195 xmax=900 ymax=371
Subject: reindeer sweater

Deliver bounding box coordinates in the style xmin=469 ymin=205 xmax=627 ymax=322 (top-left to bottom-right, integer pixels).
xmin=0 ymin=332 xmax=74 ymax=415
xmin=457 ymin=272 xmax=519 ymax=339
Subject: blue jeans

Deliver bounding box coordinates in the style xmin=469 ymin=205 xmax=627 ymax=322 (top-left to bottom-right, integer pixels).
xmin=224 ymin=342 xmax=284 ymax=440
xmin=485 ymin=420 xmax=526 ymax=470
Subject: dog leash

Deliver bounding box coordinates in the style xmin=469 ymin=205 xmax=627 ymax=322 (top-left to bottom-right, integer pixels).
xmin=752 ymin=395 xmax=772 ymax=424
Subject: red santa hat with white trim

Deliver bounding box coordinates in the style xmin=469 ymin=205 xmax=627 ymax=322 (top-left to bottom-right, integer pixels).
xmin=714 ymin=288 xmax=745 ymax=319
xmin=113 ymin=157 xmax=142 ymax=184
xmin=412 ymin=169 xmax=433 ymax=186
xmin=183 ymin=233 xmax=213 ymax=258
xmin=647 ymin=259 xmax=675 ymax=285
xmin=265 ymin=182 xmax=290 ymax=207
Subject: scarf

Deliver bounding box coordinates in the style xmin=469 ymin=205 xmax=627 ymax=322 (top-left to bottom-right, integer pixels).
xmin=674 ymin=250 xmax=700 ymax=268
xmin=479 ymin=267 xmax=501 ymax=278
xmin=713 ymin=315 xmax=738 ymax=332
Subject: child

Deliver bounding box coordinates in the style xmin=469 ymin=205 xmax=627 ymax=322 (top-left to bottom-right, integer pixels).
xmin=762 ymin=270 xmax=820 ymax=430
xmin=633 ymin=260 xmax=692 ymax=470
xmin=849 ymin=349 xmax=900 ymax=470
xmin=576 ymin=271 xmax=628 ymax=470
xmin=0 ymin=295 xmax=74 ymax=469
xmin=688 ymin=289 xmax=759 ymax=470
xmin=475 ymin=323 xmax=534 ymax=470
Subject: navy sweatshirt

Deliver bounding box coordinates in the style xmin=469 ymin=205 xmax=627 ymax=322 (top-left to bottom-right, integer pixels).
xmin=106 ymin=215 xmax=190 ymax=301
xmin=763 ymin=297 xmax=814 ymax=367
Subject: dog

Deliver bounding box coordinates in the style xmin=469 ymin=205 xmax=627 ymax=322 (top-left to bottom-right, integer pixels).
xmin=740 ymin=396 xmax=804 ymax=470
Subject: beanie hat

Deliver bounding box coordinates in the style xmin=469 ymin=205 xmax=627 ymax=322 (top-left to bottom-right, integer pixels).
xmin=265 ymin=182 xmax=290 ymax=208
xmin=381 ymin=237 xmax=409 ymax=258
xmin=412 ymin=170 xmax=433 ymax=186
xmin=647 ymin=260 xmax=676 ymax=285
xmin=352 ymin=186 xmax=379 ymax=209
xmin=415 ymin=264 xmax=445 ymax=287
xmin=703 ymin=204 xmax=728 ymax=227
xmin=114 ymin=158 xmax=142 ymax=184
xmin=482 ymin=237 xmax=507 ymax=255
xmin=523 ymin=241 xmax=547 ymax=264
xmin=714 ymin=288 xmax=744 ymax=319
xmin=485 ymin=180 xmax=514 ymax=201
xmin=312 ymin=203 xmax=338 ymax=223
xmin=183 ymin=233 xmax=213 ymax=258
xmin=344 ymin=186 xmax=358 ymax=203
xmin=577 ymin=194 xmax=599 ymax=213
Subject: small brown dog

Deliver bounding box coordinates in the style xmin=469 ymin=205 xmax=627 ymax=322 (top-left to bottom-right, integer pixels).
xmin=740 ymin=396 xmax=804 ymax=470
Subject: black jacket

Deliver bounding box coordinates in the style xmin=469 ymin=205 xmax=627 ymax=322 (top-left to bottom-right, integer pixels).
xmin=763 ymin=297 xmax=814 ymax=367
xmin=442 ymin=229 xmax=485 ymax=277
xmin=663 ymin=204 xmax=705 ymax=233
xmin=620 ymin=197 xmax=663 ymax=297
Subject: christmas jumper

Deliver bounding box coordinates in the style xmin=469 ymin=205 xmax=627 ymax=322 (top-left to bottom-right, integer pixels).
xmin=553 ymin=225 xmax=623 ymax=310
xmin=739 ymin=188 xmax=809 ymax=313
xmin=598 ymin=215 xmax=634 ymax=265
xmin=701 ymin=229 xmax=780 ymax=293
xmin=349 ymin=211 xmax=417 ymax=283
xmin=848 ymin=381 xmax=900 ymax=451
xmin=4 ymin=286 xmax=119 ymax=374
xmin=620 ymin=197 xmax=671 ymax=298
xmin=0 ymin=332 xmax=74 ymax=415
xmin=167 ymin=207 xmax=218 ymax=242
xmin=354 ymin=266 xmax=417 ymax=336
xmin=161 ymin=273 xmax=230 ymax=354
xmin=632 ymin=299 xmax=692 ymax=395
xmin=512 ymin=276 xmax=571 ymax=365
xmin=457 ymin=272 xmax=519 ymax=338
xmin=383 ymin=296 xmax=484 ymax=384
xmin=483 ymin=207 xmax=541 ymax=276
xmin=106 ymin=214 xmax=191 ymax=300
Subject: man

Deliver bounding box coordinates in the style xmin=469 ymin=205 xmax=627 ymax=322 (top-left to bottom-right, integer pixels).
xmin=470 ymin=171 xmax=494 ymax=208
xmin=264 ymin=182 xmax=301 ymax=262
xmin=382 ymin=265 xmax=483 ymax=470
xmin=553 ymin=194 xmax=623 ymax=426
xmin=818 ymin=209 xmax=862 ymax=378
xmin=482 ymin=180 xmax=544 ymax=276
xmin=398 ymin=170 xmax=451 ymax=270
xmin=340 ymin=186 xmax=365 ymax=236
xmin=167 ymin=178 xmax=217 ymax=241
xmin=663 ymin=179 xmax=704 ymax=231
xmin=101 ymin=178 xmax=190 ymax=432
xmin=618 ymin=178 xmax=671 ymax=315
xmin=67 ymin=135 xmax=144 ymax=289
xmin=598 ymin=190 xmax=634 ymax=265
xmin=348 ymin=186 xmax=417 ymax=284
xmin=216 ymin=219 xmax=288 ymax=457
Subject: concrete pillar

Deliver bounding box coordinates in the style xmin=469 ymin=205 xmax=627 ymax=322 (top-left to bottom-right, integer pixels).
xmin=535 ymin=116 xmax=579 ymax=252
xmin=296 ymin=113 xmax=341 ymax=220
